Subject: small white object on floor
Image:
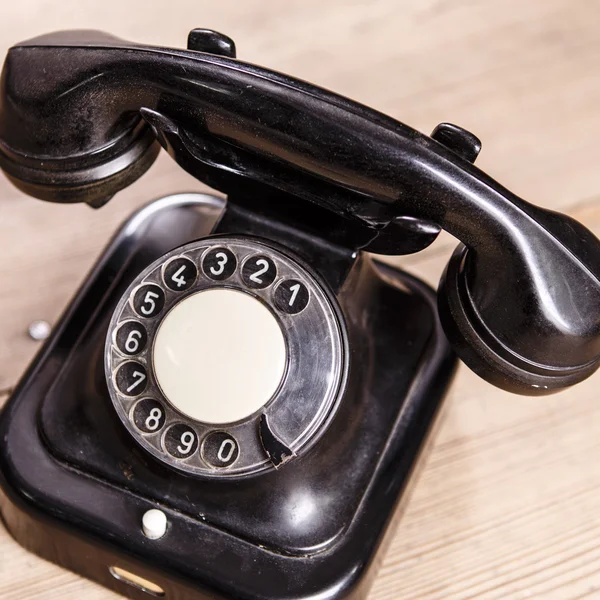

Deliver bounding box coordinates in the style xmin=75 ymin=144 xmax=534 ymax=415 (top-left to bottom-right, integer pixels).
xmin=28 ymin=320 xmax=51 ymax=341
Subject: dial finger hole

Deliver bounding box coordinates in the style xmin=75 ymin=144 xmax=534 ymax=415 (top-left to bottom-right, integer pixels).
xmin=241 ymin=255 xmax=277 ymax=289
xmin=115 ymin=321 xmax=148 ymax=356
xmin=132 ymin=398 xmax=167 ymax=434
xmin=132 ymin=284 xmax=165 ymax=319
xmin=202 ymin=247 xmax=237 ymax=281
xmin=201 ymin=431 xmax=240 ymax=468
xmin=273 ymin=279 xmax=310 ymax=314
xmin=163 ymin=257 xmax=197 ymax=292
xmin=115 ymin=361 xmax=148 ymax=397
xmin=164 ymin=424 xmax=199 ymax=459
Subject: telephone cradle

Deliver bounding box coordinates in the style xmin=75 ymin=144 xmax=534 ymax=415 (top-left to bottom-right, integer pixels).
xmin=0 ymin=28 xmax=599 ymax=600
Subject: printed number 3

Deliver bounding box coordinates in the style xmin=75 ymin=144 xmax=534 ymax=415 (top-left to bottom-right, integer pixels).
xmin=141 ymin=291 xmax=159 ymax=315
xmin=177 ymin=431 xmax=195 ymax=455
xmin=209 ymin=252 xmax=228 ymax=276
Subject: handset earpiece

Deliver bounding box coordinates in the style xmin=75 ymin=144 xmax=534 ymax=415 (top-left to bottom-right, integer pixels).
xmin=437 ymin=194 xmax=600 ymax=395
xmin=1 ymin=29 xmax=599 ymax=394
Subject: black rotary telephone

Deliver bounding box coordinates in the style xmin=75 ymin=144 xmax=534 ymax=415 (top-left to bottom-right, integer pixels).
xmin=0 ymin=28 xmax=599 ymax=600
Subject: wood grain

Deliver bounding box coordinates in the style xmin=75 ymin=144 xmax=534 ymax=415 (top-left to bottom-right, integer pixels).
xmin=1 ymin=1 xmax=600 ymax=598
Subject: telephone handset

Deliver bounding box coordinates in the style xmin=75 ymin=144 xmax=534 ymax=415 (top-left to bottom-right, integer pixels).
xmin=0 ymin=29 xmax=598 ymax=600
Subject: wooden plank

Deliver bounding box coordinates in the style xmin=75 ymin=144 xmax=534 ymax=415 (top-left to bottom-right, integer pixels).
xmin=1 ymin=1 xmax=600 ymax=598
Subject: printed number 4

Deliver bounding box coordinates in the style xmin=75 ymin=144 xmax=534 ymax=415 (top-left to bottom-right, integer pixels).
xmin=171 ymin=265 xmax=187 ymax=288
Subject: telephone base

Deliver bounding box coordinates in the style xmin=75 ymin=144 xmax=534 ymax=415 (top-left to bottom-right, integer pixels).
xmin=0 ymin=194 xmax=456 ymax=600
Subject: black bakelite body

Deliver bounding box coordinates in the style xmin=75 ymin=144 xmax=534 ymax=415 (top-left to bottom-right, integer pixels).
xmin=0 ymin=194 xmax=456 ymax=599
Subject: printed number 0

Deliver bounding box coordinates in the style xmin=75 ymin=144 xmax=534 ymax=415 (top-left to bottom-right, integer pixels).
xmin=141 ymin=291 xmax=159 ymax=315
xmin=209 ymin=252 xmax=228 ymax=276
xmin=217 ymin=439 xmax=236 ymax=463
xmin=249 ymin=259 xmax=269 ymax=284
xmin=145 ymin=407 xmax=162 ymax=431
xmin=125 ymin=330 xmax=142 ymax=353
xmin=177 ymin=431 xmax=195 ymax=455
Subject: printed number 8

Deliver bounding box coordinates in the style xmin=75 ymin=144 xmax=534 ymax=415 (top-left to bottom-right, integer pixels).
xmin=145 ymin=407 xmax=163 ymax=432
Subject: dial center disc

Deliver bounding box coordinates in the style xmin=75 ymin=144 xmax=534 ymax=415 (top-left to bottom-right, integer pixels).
xmin=153 ymin=288 xmax=287 ymax=424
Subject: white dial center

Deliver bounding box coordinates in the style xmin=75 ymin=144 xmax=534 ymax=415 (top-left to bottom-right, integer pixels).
xmin=153 ymin=288 xmax=286 ymax=424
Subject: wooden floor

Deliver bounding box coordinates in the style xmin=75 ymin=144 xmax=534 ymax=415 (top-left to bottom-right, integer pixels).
xmin=1 ymin=1 xmax=600 ymax=598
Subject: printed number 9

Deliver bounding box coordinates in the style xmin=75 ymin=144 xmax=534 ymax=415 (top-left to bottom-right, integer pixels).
xmin=177 ymin=431 xmax=195 ymax=455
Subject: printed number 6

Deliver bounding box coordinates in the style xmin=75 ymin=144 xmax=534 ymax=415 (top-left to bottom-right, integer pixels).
xmin=209 ymin=252 xmax=228 ymax=276
xmin=125 ymin=330 xmax=142 ymax=353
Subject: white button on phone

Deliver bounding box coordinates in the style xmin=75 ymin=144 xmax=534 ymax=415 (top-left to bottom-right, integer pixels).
xmin=153 ymin=288 xmax=286 ymax=424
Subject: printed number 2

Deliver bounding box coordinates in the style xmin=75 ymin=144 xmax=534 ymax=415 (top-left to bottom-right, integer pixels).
xmin=126 ymin=370 xmax=146 ymax=393
xmin=209 ymin=252 xmax=228 ymax=277
xmin=249 ymin=259 xmax=269 ymax=284
xmin=288 ymin=283 xmax=301 ymax=307
xmin=140 ymin=291 xmax=159 ymax=315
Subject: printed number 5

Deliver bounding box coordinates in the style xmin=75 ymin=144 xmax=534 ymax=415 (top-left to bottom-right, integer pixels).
xmin=141 ymin=291 xmax=159 ymax=315
xmin=209 ymin=252 xmax=228 ymax=276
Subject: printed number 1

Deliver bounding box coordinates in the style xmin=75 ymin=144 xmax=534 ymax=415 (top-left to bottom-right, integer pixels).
xmin=288 ymin=283 xmax=301 ymax=307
